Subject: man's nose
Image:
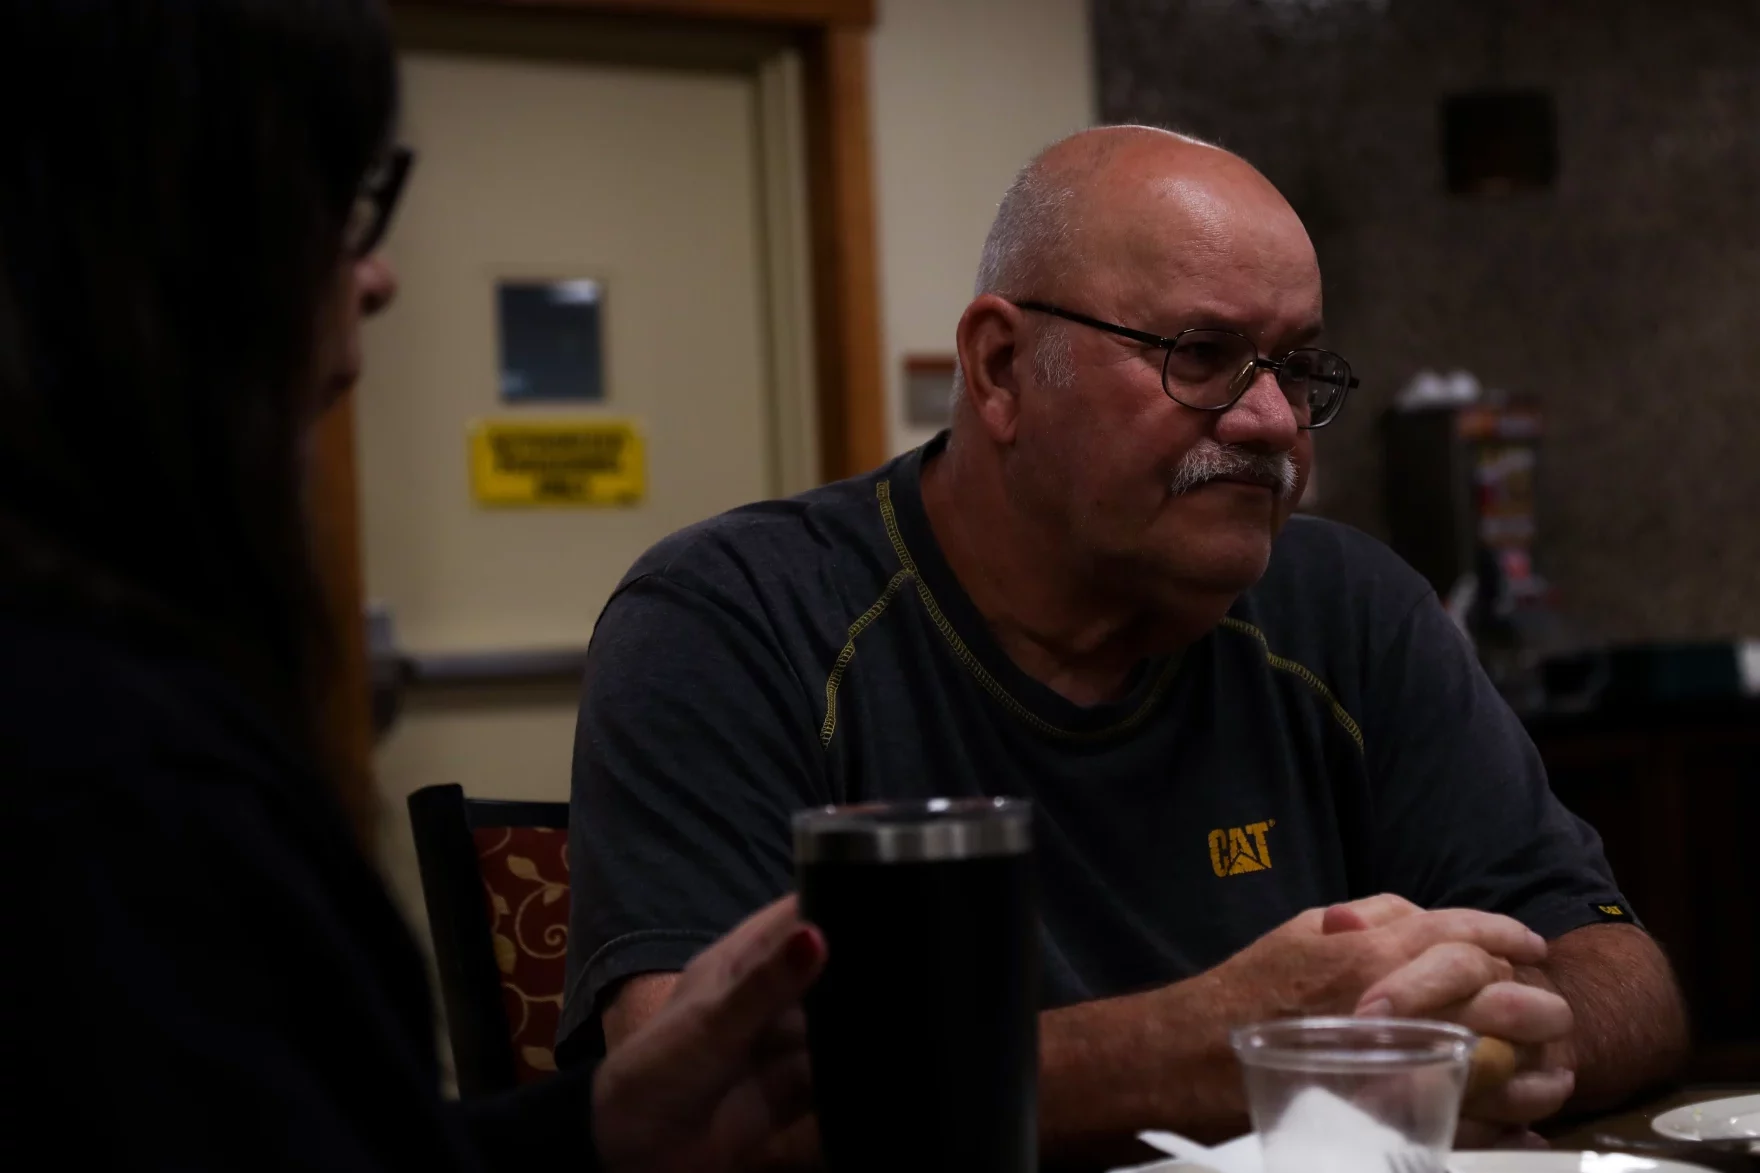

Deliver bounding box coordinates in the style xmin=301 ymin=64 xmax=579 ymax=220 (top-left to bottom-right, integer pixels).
xmin=356 ymin=253 xmax=399 ymax=317
xmin=1213 ymin=364 xmax=1299 ymax=451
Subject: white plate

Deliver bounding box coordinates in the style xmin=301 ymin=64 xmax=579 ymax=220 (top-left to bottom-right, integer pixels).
xmin=1652 ymin=1094 xmax=1760 ymax=1142
xmin=1115 ymin=1143 xmax=1718 ymax=1173
xmin=1451 ymin=1153 xmax=1718 ymax=1173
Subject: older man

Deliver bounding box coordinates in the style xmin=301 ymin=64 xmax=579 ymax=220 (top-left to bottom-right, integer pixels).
xmin=559 ymin=127 xmax=1685 ymax=1161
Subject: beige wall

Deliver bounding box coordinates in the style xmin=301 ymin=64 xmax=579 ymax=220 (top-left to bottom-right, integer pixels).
xmin=870 ymin=0 xmax=1097 ymax=455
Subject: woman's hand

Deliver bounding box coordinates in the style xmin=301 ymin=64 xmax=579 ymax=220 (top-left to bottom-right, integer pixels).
xmin=591 ymin=896 xmax=826 ymax=1173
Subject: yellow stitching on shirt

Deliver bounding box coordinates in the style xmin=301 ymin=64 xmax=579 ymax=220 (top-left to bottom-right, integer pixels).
xmin=1219 ymin=616 xmax=1365 ymax=753
xmin=875 ymin=480 xmax=1178 ymax=741
xmin=820 ymin=569 xmax=913 ymax=747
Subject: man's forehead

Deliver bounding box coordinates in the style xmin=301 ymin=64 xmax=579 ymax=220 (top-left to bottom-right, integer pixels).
xmin=1071 ymin=170 xmax=1322 ymax=330
xmin=1103 ymin=168 xmax=1312 ymax=263
xmin=1143 ymin=176 xmax=1242 ymax=240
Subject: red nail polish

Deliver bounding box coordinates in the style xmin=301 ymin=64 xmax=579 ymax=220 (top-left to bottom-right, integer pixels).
xmin=784 ymin=928 xmax=819 ymax=973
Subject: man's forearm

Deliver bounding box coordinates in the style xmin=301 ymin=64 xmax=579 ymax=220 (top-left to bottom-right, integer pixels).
xmin=1523 ymin=923 xmax=1688 ymax=1111
xmin=1038 ymin=966 xmax=1256 ymax=1168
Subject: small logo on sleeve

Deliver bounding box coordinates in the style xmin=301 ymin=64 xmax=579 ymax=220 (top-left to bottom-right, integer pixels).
xmin=1209 ymin=820 xmax=1276 ymax=876
xmin=1592 ymin=902 xmax=1629 ymax=921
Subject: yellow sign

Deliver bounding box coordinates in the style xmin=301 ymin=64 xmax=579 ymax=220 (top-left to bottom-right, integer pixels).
xmin=469 ymin=419 xmax=644 ymax=507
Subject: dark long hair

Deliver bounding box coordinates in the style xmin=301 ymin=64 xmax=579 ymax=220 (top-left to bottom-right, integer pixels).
xmin=0 ymin=1 xmax=396 ymax=775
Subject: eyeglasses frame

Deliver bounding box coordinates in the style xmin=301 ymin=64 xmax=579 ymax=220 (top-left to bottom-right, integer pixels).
xmin=1012 ymin=299 xmax=1358 ymax=430
xmin=347 ymin=144 xmax=414 ymax=259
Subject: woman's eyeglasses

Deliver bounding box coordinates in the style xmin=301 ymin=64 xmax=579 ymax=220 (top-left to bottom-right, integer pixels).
xmin=1014 ymin=300 xmax=1357 ymax=430
xmin=344 ymin=145 xmax=414 ymax=259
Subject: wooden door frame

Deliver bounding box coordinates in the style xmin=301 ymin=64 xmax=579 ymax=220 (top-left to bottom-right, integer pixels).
xmin=386 ymin=0 xmax=885 ymax=484
xmin=313 ymin=0 xmax=885 ymax=836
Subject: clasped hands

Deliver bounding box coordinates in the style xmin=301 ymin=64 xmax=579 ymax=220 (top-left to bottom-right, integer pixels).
xmin=587 ymin=891 xmax=1576 ymax=1173
xmin=1217 ymin=893 xmax=1576 ymax=1144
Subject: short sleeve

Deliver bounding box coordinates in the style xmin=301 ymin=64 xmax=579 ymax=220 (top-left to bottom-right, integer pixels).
xmin=1360 ymin=592 xmax=1636 ymax=940
xmin=560 ymin=571 xmax=825 ymax=1060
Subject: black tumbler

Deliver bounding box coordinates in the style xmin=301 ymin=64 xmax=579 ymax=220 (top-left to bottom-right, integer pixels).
xmin=794 ymin=798 xmax=1037 ymax=1173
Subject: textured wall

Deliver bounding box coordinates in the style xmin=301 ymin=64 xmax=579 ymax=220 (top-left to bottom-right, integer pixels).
xmin=1094 ymin=0 xmax=1760 ymax=644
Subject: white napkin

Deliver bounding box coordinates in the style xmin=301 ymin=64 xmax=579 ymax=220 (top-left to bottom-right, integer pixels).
xmin=1120 ymin=1087 xmax=1413 ymax=1173
xmin=1113 ymin=1129 xmax=1264 ymax=1173
xmin=1261 ymin=1087 xmax=1411 ymax=1173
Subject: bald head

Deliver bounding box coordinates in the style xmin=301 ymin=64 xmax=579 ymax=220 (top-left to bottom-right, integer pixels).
xmin=955 ymin=126 xmax=1318 ymax=402
xmin=936 ymin=126 xmax=1328 ymax=631
xmin=976 ymin=125 xmax=1308 ymax=302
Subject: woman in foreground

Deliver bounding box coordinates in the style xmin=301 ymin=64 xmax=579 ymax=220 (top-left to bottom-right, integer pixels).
xmin=0 ymin=2 xmax=820 ymax=1169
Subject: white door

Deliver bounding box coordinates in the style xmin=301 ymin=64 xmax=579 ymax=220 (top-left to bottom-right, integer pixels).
xmin=356 ymin=26 xmax=813 ymax=929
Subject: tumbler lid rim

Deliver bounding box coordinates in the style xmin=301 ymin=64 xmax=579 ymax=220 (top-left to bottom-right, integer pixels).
xmin=792 ymin=797 xmax=1033 ymax=863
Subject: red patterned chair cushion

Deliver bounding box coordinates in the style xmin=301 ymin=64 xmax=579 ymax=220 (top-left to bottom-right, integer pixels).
xmin=473 ymin=825 xmax=571 ymax=1083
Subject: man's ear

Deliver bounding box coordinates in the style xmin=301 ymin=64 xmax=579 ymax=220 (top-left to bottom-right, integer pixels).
xmin=954 ymin=294 xmax=1026 ymax=445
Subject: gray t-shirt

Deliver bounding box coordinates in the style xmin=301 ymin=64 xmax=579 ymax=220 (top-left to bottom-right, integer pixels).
xmin=558 ymin=433 xmax=1630 ymax=1061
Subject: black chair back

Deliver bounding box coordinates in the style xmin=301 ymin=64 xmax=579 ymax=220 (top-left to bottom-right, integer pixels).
xmin=407 ymin=782 xmax=569 ymax=1097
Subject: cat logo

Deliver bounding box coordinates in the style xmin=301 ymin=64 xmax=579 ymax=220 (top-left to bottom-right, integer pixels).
xmin=1598 ymin=904 xmax=1625 ymax=917
xmin=1209 ymin=821 xmax=1276 ymax=877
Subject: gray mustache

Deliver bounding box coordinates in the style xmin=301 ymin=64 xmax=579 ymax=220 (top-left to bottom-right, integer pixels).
xmin=1168 ymin=440 xmax=1298 ymax=499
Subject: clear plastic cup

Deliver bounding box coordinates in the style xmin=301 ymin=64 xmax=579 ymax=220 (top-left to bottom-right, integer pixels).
xmin=1232 ymin=1018 xmax=1476 ymax=1173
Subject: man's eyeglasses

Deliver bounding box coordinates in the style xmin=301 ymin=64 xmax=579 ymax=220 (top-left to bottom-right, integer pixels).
xmin=344 ymin=145 xmax=414 ymax=259
xmin=1013 ymin=301 xmax=1358 ymax=430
